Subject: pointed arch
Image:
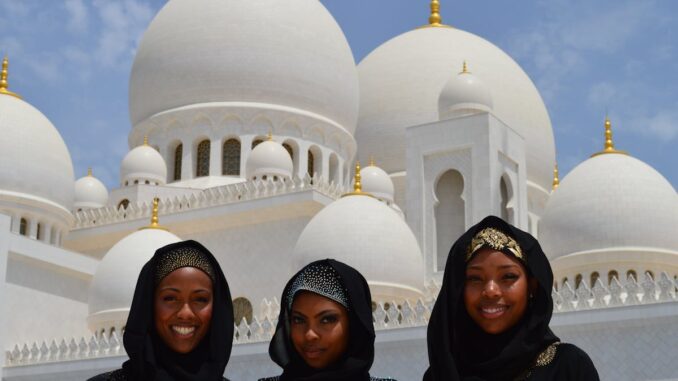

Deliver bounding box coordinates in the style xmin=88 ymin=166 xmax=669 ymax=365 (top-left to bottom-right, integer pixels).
xmin=434 ymin=169 xmax=465 ymax=272
xmin=196 ymin=139 xmax=210 ymax=177
xmin=222 ymin=138 xmax=241 ymax=176
xmin=499 ymin=175 xmax=515 ymax=224
xmin=173 ymin=143 xmax=183 ymax=181
xmin=19 ymin=218 xmax=27 ymax=236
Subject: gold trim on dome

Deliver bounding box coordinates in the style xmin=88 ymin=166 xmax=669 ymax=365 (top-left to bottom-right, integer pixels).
xmin=0 ymin=56 xmax=21 ymax=99
xmin=418 ymin=0 xmax=452 ymax=29
xmin=591 ymin=116 xmax=627 ymax=157
xmin=341 ymin=161 xmax=374 ymax=198
xmin=467 ymin=227 xmax=523 ymax=262
xmin=139 ymin=197 xmax=168 ymax=231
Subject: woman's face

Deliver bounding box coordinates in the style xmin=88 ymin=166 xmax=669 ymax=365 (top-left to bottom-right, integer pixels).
xmin=290 ymin=291 xmax=350 ymax=369
xmin=154 ymin=267 xmax=213 ymax=353
xmin=463 ymin=248 xmax=533 ymax=334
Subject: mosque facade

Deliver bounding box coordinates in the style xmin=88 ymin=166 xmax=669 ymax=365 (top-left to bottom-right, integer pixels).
xmin=0 ymin=1 xmax=677 ymax=380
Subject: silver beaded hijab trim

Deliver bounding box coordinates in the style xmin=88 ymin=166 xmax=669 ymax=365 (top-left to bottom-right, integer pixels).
xmin=286 ymin=263 xmax=349 ymax=310
xmin=154 ymin=246 xmax=216 ymax=285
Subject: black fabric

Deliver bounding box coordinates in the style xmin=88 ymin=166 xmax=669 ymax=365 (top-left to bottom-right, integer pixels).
xmin=527 ymin=343 xmax=599 ymax=380
xmin=90 ymin=240 xmax=233 ymax=381
xmin=423 ymin=216 xmax=597 ymax=381
xmin=267 ymin=259 xmax=376 ymax=381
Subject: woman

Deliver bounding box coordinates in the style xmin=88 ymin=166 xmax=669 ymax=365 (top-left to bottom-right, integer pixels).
xmin=260 ymin=259 xmax=395 ymax=381
xmin=423 ymin=216 xmax=599 ymax=381
xmin=89 ymin=240 xmax=234 ymax=381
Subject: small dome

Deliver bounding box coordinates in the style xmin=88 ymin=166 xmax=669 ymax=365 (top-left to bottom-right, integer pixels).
xmin=129 ymin=0 xmax=358 ymax=135
xmin=360 ymin=163 xmax=395 ymax=203
xmin=246 ymin=139 xmax=293 ymax=181
xmin=438 ymin=62 xmax=493 ymax=120
xmin=540 ymin=153 xmax=678 ymax=260
xmin=120 ymin=140 xmax=167 ymax=186
xmin=294 ymin=194 xmax=425 ymax=300
xmin=74 ymin=169 xmax=108 ymax=210
xmin=87 ymin=227 xmax=181 ymax=332
xmin=0 ymin=91 xmax=74 ymax=213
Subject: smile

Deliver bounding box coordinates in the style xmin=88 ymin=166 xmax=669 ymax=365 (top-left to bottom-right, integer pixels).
xmin=479 ymin=305 xmax=509 ymax=319
xmin=171 ymin=325 xmax=196 ymax=336
xmin=302 ymin=347 xmax=325 ymax=359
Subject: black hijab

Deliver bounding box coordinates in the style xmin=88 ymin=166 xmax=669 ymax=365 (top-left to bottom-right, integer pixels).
xmin=269 ymin=259 xmax=375 ymax=381
xmin=121 ymin=240 xmax=234 ymax=381
xmin=423 ymin=216 xmax=559 ymax=381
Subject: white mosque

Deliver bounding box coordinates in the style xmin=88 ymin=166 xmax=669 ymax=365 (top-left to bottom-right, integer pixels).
xmin=0 ymin=1 xmax=677 ymax=380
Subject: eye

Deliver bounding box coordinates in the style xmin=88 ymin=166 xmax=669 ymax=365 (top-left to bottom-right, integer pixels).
xmin=320 ymin=314 xmax=339 ymax=324
xmin=465 ymin=275 xmax=482 ymax=283
xmin=503 ymin=273 xmax=519 ymax=281
xmin=291 ymin=315 xmax=305 ymax=325
xmin=194 ymin=297 xmax=210 ymax=303
xmin=162 ymin=295 xmax=177 ymax=302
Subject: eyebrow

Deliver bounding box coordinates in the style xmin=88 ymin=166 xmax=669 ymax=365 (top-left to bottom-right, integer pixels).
xmin=157 ymin=287 xmax=211 ymax=293
xmin=291 ymin=309 xmax=338 ymax=318
xmin=467 ymin=264 xmax=520 ymax=270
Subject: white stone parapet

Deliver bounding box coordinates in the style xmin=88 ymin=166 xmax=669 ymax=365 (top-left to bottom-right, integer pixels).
xmin=6 ymin=272 xmax=677 ymax=367
xmin=72 ymin=175 xmax=345 ymax=229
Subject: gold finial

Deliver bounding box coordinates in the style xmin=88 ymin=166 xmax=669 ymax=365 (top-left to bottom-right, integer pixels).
xmin=460 ymin=61 xmax=470 ymax=74
xmin=591 ymin=116 xmax=627 ymax=157
xmin=143 ymin=136 xmax=148 ymax=146
xmin=267 ymin=131 xmax=273 ymax=141
xmin=341 ymin=161 xmax=374 ymax=198
xmin=419 ymin=0 xmax=451 ymax=29
xmin=87 ymin=167 xmax=93 ymax=177
xmin=140 ymin=197 xmax=168 ymax=230
xmin=369 ymin=156 xmax=375 ymax=167
xmin=552 ymin=164 xmax=559 ymax=191
xmin=0 ymin=56 xmax=21 ymax=99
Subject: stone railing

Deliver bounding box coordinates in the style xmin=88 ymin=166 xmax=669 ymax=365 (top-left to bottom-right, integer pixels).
xmin=6 ymin=272 xmax=677 ymax=366
xmin=72 ymin=175 xmax=346 ymax=229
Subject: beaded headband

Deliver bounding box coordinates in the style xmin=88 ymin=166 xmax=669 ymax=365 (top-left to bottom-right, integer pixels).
xmin=155 ymin=246 xmax=216 ymax=285
xmin=286 ymin=263 xmax=349 ymax=310
xmin=466 ymin=227 xmax=524 ymax=262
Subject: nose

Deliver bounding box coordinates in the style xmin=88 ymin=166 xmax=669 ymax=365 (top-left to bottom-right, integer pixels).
xmin=304 ymin=327 xmax=320 ymax=341
xmin=176 ymin=303 xmax=196 ymax=320
xmin=482 ymin=280 xmax=501 ymax=298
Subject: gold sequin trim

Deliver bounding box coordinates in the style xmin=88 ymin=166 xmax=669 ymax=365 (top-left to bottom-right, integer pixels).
xmin=535 ymin=342 xmax=560 ymax=367
xmin=155 ymin=246 xmax=216 ymax=285
xmin=467 ymin=227 xmax=524 ymax=262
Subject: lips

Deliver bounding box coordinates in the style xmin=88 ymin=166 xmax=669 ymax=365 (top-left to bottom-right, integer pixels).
xmin=171 ymin=325 xmax=196 ymax=336
xmin=301 ymin=347 xmax=326 ymax=359
xmin=478 ymin=304 xmax=509 ymax=319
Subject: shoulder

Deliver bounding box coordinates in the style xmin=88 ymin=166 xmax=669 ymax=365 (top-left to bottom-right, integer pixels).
xmin=87 ymin=369 xmax=127 ymax=381
xmin=552 ymin=343 xmax=596 ymax=367
xmin=533 ymin=342 xmax=599 ymax=380
xmin=371 ymin=377 xmax=398 ymax=381
xmin=257 ymin=377 xmax=280 ymax=381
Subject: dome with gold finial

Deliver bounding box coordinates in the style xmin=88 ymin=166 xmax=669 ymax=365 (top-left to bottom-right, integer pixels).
xmin=74 ymin=168 xmax=109 ymax=211
xmin=360 ymin=158 xmax=395 ymax=203
xmin=120 ymin=136 xmax=167 ymax=186
xmin=245 ymin=133 xmax=293 ymax=181
xmin=0 ymin=56 xmax=75 ymax=230
xmin=88 ymin=197 xmax=181 ymax=333
xmin=356 ymin=0 xmax=554 ymax=196
xmin=539 ymin=117 xmax=678 ymax=261
xmin=293 ymin=162 xmax=425 ymax=301
xmin=438 ymin=61 xmax=493 ymax=120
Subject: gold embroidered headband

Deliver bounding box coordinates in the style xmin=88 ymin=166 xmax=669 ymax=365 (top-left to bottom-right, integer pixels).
xmin=466 ymin=227 xmax=524 ymax=262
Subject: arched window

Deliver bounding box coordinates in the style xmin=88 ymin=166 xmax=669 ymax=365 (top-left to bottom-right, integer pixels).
xmin=283 ymin=143 xmax=293 ymax=160
xmin=645 ymin=270 xmax=654 ymax=280
xmin=499 ymin=176 xmax=514 ymax=223
xmin=173 ymin=144 xmax=183 ymax=181
xmin=222 ymin=139 xmax=241 ymax=176
xmin=307 ymin=150 xmax=315 ymax=177
xmin=590 ymin=271 xmax=600 ymax=287
xmin=435 ymin=170 xmax=465 ymax=272
xmin=118 ymin=199 xmax=130 ymax=210
xmin=19 ymin=218 xmax=27 ymax=236
xmin=575 ymin=274 xmax=583 ymax=289
xmin=627 ymin=269 xmax=637 ymax=281
xmin=608 ymin=270 xmax=619 ymax=285
xmin=36 ymin=223 xmax=42 ymax=240
xmin=251 ymin=139 xmax=264 ymax=149
xmin=196 ymin=140 xmax=210 ymax=177
xmin=233 ymin=297 xmax=253 ymax=326
xmin=562 ymin=277 xmax=569 ymax=287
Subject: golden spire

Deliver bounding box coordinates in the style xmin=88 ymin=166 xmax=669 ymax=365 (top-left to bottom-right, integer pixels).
xmin=369 ymin=156 xmax=375 ymax=167
xmin=267 ymin=131 xmax=273 ymax=141
xmin=552 ymin=164 xmax=559 ymax=191
xmin=459 ymin=61 xmax=469 ymax=74
xmin=419 ymin=0 xmax=451 ymax=29
xmin=143 ymin=136 xmax=148 ymax=146
xmin=87 ymin=167 xmax=93 ymax=177
xmin=591 ymin=116 xmax=627 ymax=157
xmin=341 ymin=161 xmax=374 ymax=198
xmin=140 ymin=197 xmax=168 ymax=230
xmin=0 ymin=56 xmax=21 ymax=99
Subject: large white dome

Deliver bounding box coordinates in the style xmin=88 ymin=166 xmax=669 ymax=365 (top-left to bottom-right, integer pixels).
xmin=129 ymin=0 xmax=359 ymax=135
xmin=540 ymin=153 xmax=678 ymax=260
xmin=74 ymin=170 xmax=108 ymax=210
xmin=294 ymin=195 xmax=424 ymax=300
xmin=120 ymin=142 xmax=167 ymax=186
xmin=88 ymin=228 xmax=181 ymax=332
xmin=0 ymin=94 xmax=74 ymax=212
xmin=356 ymin=27 xmax=555 ymax=191
xmin=246 ymin=139 xmax=294 ymax=181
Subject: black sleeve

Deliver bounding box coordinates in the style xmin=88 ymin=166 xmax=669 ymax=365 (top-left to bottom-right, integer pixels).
xmin=557 ymin=343 xmax=600 ymax=381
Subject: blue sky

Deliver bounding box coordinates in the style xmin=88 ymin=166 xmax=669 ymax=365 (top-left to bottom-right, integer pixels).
xmin=1 ymin=0 xmax=676 ymax=190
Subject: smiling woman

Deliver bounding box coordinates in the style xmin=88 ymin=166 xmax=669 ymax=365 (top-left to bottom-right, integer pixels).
xmin=423 ymin=216 xmax=599 ymax=381
xmin=260 ymin=259 xmax=396 ymax=381
xmin=88 ymin=240 xmax=234 ymax=381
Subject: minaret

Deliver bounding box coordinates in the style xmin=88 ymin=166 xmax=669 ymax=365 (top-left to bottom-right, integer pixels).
xmin=0 ymin=56 xmax=21 ymax=99
xmin=591 ymin=116 xmax=627 ymax=157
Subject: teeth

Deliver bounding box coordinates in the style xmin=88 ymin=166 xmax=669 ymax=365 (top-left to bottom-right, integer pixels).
xmin=482 ymin=306 xmax=507 ymax=314
xmin=172 ymin=326 xmax=195 ymax=335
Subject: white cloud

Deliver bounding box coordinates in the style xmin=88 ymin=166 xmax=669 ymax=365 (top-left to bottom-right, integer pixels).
xmin=64 ymin=0 xmax=88 ymax=34
xmin=629 ymin=109 xmax=678 ymax=141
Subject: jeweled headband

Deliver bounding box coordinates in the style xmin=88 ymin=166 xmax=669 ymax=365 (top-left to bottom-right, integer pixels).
xmin=155 ymin=245 xmax=216 ymax=285
xmin=466 ymin=227 xmax=524 ymax=262
xmin=286 ymin=263 xmax=349 ymax=310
